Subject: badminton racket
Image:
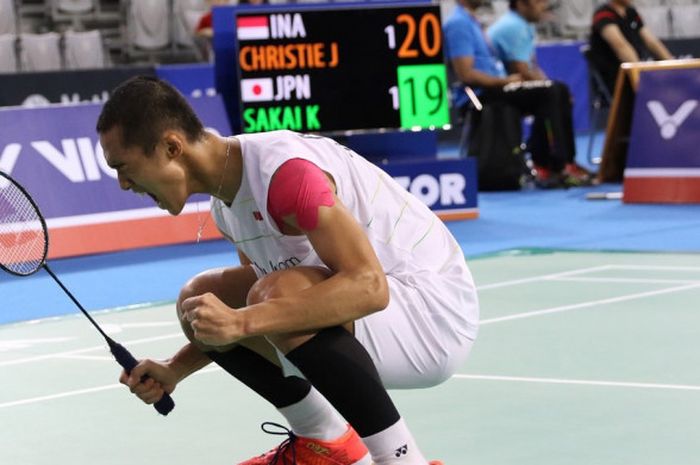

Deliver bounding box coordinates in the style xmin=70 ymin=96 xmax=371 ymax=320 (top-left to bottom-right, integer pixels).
xmin=0 ymin=171 xmax=175 ymax=416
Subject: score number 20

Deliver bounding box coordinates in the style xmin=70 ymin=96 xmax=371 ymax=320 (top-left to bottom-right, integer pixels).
xmin=384 ymin=13 xmax=441 ymax=58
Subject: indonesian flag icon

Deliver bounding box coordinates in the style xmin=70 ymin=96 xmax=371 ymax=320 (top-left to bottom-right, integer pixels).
xmin=237 ymin=16 xmax=270 ymax=40
xmin=241 ymin=78 xmax=274 ymax=102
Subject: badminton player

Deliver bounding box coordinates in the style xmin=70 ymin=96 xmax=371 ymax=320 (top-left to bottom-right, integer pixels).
xmin=96 ymin=76 xmax=478 ymax=465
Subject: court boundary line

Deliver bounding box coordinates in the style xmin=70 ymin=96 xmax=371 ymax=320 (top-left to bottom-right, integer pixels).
xmin=477 ymin=265 xmax=613 ymax=290
xmin=480 ymin=282 xmax=700 ymax=325
xmin=4 ymin=365 xmax=698 ymax=410
xmin=550 ymin=276 xmax=700 ymax=285
xmin=0 ymin=366 xmax=222 ymax=409
xmin=0 ymin=332 xmax=184 ymax=367
xmin=453 ymin=374 xmax=700 ymax=392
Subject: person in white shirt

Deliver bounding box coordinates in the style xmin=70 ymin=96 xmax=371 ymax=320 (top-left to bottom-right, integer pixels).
xmin=97 ymin=76 xmax=478 ymax=465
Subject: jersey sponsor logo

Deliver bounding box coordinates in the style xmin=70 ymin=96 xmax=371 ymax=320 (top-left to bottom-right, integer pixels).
xmin=253 ymin=256 xmax=301 ymax=275
xmin=647 ymin=100 xmax=698 ymax=140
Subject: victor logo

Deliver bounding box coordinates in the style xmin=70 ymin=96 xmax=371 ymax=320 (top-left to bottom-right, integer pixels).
xmin=647 ymin=100 xmax=698 ymax=140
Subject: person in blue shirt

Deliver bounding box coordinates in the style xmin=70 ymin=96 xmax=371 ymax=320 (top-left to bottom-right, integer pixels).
xmin=488 ymin=0 xmax=548 ymax=81
xmin=444 ymin=0 xmax=591 ymax=187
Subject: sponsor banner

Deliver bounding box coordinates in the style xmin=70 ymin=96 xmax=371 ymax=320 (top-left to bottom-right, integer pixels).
xmin=382 ymin=158 xmax=478 ymax=220
xmin=0 ymin=66 xmax=156 ymax=108
xmin=0 ymin=96 xmax=231 ymax=258
xmin=156 ymin=63 xmax=217 ymax=99
xmin=624 ymin=67 xmax=700 ymax=203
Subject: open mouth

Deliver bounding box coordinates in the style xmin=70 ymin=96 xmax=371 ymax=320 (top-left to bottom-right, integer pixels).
xmin=133 ymin=188 xmax=165 ymax=209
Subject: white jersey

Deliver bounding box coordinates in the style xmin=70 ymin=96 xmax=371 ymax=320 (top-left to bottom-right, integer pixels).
xmin=211 ymin=130 xmax=478 ymax=343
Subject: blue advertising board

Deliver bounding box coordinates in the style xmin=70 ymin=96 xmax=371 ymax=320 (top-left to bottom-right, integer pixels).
xmin=0 ymin=95 xmax=232 ymax=257
xmin=624 ymin=66 xmax=700 ymax=203
xmin=382 ymin=157 xmax=478 ymax=220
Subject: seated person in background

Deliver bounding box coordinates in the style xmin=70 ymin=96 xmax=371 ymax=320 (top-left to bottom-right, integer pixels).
xmin=444 ymin=0 xmax=591 ymax=188
xmin=488 ymin=0 xmax=549 ymax=81
xmin=589 ymin=0 xmax=673 ymax=95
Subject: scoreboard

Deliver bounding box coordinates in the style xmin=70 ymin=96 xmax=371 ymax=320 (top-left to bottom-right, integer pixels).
xmin=235 ymin=4 xmax=450 ymax=134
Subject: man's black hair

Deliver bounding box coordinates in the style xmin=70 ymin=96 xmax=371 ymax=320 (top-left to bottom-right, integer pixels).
xmin=509 ymin=0 xmax=518 ymax=9
xmin=96 ymin=76 xmax=205 ymax=154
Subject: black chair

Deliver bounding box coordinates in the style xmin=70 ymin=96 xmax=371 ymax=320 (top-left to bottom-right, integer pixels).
xmin=580 ymin=44 xmax=613 ymax=165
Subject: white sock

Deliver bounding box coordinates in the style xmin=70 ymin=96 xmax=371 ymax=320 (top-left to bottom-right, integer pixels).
xmin=277 ymin=387 xmax=348 ymax=441
xmin=361 ymin=418 xmax=428 ymax=465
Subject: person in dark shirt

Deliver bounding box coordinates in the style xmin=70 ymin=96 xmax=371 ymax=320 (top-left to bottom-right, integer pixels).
xmin=589 ymin=0 xmax=672 ymax=95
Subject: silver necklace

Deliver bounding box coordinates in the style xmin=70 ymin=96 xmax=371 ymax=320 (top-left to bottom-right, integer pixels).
xmin=196 ymin=136 xmax=231 ymax=243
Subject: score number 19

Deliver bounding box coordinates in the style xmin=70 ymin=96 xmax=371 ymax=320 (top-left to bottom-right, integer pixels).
xmin=385 ymin=12 xmax=449 ymax=129
xmin=393 ymin=64 xmax=449 ymax=129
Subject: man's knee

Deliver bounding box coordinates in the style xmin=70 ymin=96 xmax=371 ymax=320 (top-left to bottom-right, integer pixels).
xmin=246 ymin=267 xmax=333 ymax=353
xmin=246 ymin=266 xmax=331 ymax=306
xmin=176 ymin=271 xmax=221 ymax=347
xmin=177 ymin=272 xmax=213 ymax=320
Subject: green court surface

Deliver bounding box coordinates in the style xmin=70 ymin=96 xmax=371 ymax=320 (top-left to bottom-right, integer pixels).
xmin=2 ymin=250 xmax=699 ymax=465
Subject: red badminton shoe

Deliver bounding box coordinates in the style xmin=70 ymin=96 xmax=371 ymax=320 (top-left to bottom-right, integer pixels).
xmin=238 ymin=422 xmax=370 ymax=465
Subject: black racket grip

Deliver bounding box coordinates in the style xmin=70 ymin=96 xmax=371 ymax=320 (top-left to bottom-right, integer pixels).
xmin=109 ymin=340 xmax=175 ymax=416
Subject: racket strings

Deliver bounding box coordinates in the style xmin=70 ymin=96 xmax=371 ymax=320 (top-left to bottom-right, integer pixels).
xmin=0 ymin=182 xmax=46 ymax=276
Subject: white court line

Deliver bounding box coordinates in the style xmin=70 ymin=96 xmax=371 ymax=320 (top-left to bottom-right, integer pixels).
xmin=608 ymin=264 xmax=700 ymax=272
xmin=58 ymin=354 xmax=114 ymax=361
xmin=0 ymin=332 xmax=184 ymax=367
xmin=453 ymin=374 xmax=700 ymax=392
xmin=481 ymin=282 xmax=700 ymax=325
xmin=117 ymin=322 xmax=178 ymax=328
xmin=0 ymin=366 xmax=222 ymax=409
xmin=550 ymin=276 xmax=700 ymax=285
xmin=0 ymin=384 xmax=123 ymax=409
xmin=477 ymin=265 xmax=613 ymax=291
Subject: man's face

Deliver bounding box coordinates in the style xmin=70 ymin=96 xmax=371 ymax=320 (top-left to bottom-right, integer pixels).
xmin=520 ymin=0 xmax=548 ymax=23
xmin=100 ymin=126 xmax=188 ymax=216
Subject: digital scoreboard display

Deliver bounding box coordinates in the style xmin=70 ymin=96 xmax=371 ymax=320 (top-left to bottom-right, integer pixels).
xmin=235 ymin=5 xmax=449 ymax=134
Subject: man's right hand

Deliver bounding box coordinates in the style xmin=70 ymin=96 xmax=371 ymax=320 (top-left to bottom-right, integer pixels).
xmin=504 ymin=73 xmax=523 ymax=85
xmin=119 ymin=359 xmax=179 ymax=405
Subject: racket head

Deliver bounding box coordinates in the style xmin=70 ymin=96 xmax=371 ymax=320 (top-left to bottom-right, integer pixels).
xmin=0 ymin=171 xmax=48 ymax=276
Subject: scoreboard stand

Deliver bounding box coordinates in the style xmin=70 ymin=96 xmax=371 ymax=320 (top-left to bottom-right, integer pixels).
xmin=212 ymin=0 xmax=478 ymax=220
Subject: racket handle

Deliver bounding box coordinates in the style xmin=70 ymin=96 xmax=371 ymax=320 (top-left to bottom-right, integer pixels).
xmin=108 ymin=340 xmax=175 ymax=416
